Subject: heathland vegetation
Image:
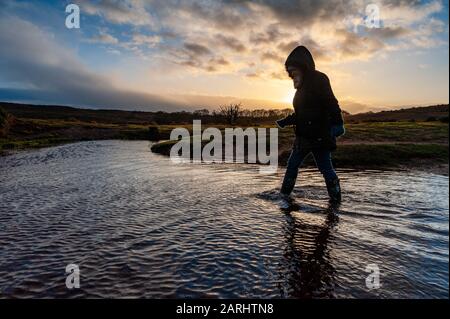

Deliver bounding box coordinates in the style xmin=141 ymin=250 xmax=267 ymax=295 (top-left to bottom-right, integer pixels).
xmin=0 ymin=102 xmax=448 ymax=173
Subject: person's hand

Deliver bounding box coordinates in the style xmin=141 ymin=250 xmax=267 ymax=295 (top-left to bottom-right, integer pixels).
xmin=331 ymin=124 xmax=345 ymax=137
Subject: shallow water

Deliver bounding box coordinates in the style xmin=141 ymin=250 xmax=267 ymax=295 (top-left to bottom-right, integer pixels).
xmin=0 ymin=140 xmax=448 ymax=298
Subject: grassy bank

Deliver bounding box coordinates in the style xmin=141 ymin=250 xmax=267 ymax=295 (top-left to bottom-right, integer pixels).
xmin=331 ymin=143 xmax=448 ymax=168
xmin=151 ymin=139 xmax=448 ymax=168
xmin=0 ymin=117 xmax=167 ymax=152
xmin=151 ymin=122 xmax=449 ymax=174
xmin=2 ymin=116 xmax=448 ymax=174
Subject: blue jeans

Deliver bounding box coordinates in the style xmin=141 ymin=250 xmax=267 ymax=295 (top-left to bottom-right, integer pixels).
xmin=281 ymin=142 xmax=338 ymax=195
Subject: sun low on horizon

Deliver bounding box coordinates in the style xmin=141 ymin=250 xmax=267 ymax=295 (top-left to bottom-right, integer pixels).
xmin=0 ymin=0 xmax=448 ymax=114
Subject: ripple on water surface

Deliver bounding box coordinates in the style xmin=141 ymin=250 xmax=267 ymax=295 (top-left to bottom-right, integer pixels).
xmin=0 ymin=141 xmax=448 ymax=298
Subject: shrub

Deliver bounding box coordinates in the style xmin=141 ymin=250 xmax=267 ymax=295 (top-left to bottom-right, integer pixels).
xmin=148 ymin=126 xmax=160 ymax=141
xmin=0 ymin=106 xmax=6 ymax=128
xmin=0 ymin=106 xmax=14 ymax=137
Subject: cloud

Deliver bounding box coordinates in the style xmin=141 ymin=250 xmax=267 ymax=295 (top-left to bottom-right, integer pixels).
xmin=176 ymin=1 xmax=247 ymax=31
xmin=246 ymin=72 xmax=261 ymax=78
xmin=0 ymin=15 xmax=288 ymax=111
xmin=366 ymin=26 xmax=411 ymax=39
xmin=130 ymin=33 xmax=161 ymax=47
xmin=210 ymin=56 xmax=230 ymax=66
xmin=142 ymin=0 xmax=446 ymax=76
xmin=339 ymin=99 xmax=372 ymax=114
xmin=215 ymin=34 xmax=247 ymax=52
xmin=183 ymin=42 xmax=212 ymax=56
xmin=0 ymin=16 xmax=185 ymax=111
xmin=260 ymin=51 xmax=283 ymax=63
xmin=87 ymin=30 xmax=119 ymax=44
xmin=79 ymin=0 xmax=153 ymax=26
xmin=169 ymin=42 xmax=236 ymax=73
xmin=1 ymin=0 xmax=448 ymax=111
xmin=249 ymin=24 xmax=287 ymax=45
xmin=335 ymin=29 xmax=386 ymax=60
xmin=278 ymin=40 xmax=301 ymax=55
xmin=381 ymin=0 xmax=443 ymax=25
xmin=71 ymin=0 xmax=447 ymax=78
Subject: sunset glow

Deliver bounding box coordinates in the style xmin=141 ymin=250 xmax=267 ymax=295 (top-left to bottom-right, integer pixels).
xmin=0 ymin=0 xmax=448 ymax=113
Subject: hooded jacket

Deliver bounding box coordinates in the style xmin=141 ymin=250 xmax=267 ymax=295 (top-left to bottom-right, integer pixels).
xmin=281 ymin=46 xmax=344 ymax=150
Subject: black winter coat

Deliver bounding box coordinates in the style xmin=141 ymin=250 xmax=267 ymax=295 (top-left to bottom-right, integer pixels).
xmin=282 ymin=46 xmax=344 ymax=151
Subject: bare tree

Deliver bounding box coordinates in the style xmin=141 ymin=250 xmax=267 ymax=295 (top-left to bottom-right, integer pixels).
xmin=218 ymin=103 xmax=242 ymax=125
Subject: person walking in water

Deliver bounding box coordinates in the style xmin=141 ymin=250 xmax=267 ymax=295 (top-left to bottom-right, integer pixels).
xmin=276 ymin=46 xmax=345 ymax=203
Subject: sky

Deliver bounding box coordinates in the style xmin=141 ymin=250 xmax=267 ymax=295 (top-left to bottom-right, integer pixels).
xmin=0 ymin=0 xmax=448 ymax=114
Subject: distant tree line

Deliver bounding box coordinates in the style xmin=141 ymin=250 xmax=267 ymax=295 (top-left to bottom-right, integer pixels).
xmin=1 ymin=102 xmax=296 ymax=126
xmin=3 ymin=101 xmax=446 ymax=127
xmin=154 ymin=103 xmax=294 ymax=125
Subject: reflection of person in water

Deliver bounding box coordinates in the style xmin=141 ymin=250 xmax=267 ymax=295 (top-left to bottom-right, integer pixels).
xmin=280 ymin=208 xmax=339 ymax=298
xmin=276 ymin=46 xmax=345 ymax=203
